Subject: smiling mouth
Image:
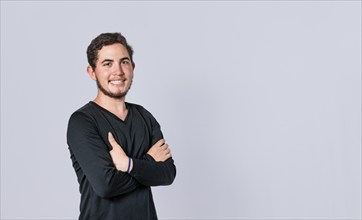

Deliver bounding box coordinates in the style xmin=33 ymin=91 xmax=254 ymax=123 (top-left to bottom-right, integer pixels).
xmin=109 ymin=79 xmax=126 ymax=85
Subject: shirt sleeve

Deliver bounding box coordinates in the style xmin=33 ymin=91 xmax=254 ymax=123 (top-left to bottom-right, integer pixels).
xmin=129 ymin=106 xmax=177 ymax=186
xmin=67 ymin=111 xmax=142 ymax=199
xmin=130 ymin=156 xmax=176 ymax=186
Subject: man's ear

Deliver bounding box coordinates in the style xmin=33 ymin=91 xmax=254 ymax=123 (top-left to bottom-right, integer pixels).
xmin=132 ymin=62 xmax=136 ymax=70
xmin=87 ymin=66 xmax=97 ymax=81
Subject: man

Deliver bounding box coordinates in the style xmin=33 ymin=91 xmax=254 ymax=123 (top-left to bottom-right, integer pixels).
xmin=67 ymin=32 xmax=176 ymax=220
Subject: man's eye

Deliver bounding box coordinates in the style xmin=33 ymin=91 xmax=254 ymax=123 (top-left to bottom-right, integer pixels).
xmin=121 ymin=60 xmax=130 ymax=65
xmin=103 ymin=62 xmax=112 ymax=67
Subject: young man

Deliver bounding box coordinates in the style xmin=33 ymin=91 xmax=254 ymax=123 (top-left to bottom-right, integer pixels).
xmin=67 ymin=32 xmax=176 ymax=220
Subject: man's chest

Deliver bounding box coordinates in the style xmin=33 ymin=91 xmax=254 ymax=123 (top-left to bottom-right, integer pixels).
xmin=96 ymin=111 xmax=152 ymax=158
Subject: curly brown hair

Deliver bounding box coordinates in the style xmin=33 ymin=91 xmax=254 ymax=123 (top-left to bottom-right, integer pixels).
xmin=86 ymin=32 xmax=134 ymax=69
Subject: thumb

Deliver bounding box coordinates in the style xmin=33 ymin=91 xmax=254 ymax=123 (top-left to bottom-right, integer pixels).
xmin=108 ymin=132 xmax=116 ymax=143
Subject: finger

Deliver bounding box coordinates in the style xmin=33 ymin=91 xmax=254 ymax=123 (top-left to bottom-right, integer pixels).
xmin=160 ymin=143 xmax=168 ymax=151
xmin=108 ymin=132 xmax=120 ymax=148
xmin=155 ymin=139 xmax=165 ymax=147
xmin=163 ymin=144 xmax=170 ymax=153
xmin=108 ymin=132 xmax=115 ymax=142
xmin=165 ymin=152 xmax=172 ymax=160
xmin=164 ymin=148 xmax=171 ymax=155
xmin=161 ymin=139 xmax=166 ymax=146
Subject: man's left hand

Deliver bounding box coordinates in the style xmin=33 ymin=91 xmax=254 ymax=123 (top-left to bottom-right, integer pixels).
xmin=108 ymin=132 xmax=132 ymax=172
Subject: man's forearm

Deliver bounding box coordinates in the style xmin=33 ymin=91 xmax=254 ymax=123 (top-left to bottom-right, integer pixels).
xmin=129 ymin=157 xmax=176 ymax=186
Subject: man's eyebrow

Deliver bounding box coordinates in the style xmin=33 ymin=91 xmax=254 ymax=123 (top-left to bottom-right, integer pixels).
xmin=101 ymin=59 xmax=113 ymax=64
xmin=120 ymin=57 xmax=131 ymax=62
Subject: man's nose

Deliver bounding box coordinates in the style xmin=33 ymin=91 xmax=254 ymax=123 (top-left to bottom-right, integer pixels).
xmin=113 ymin=63 xmax=124 ymax=75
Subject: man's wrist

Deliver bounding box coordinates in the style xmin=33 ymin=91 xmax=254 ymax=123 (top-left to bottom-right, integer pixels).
xmin=126 ymin=157 xmax=132 ymax=173
xmin=114 ymin=155 xmax=130 ymax=172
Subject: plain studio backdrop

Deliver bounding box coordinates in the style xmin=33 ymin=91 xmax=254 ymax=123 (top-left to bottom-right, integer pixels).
xmin=1 ymin=1 xmax=361 ymax=219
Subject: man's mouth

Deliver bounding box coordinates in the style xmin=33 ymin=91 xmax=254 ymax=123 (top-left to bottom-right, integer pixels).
xmin=109 ymin=79 xmax=126 ymax=85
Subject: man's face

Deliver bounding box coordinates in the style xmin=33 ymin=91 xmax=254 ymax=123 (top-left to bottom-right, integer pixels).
xmin=88 ymin=43 xmax=134 ymax=99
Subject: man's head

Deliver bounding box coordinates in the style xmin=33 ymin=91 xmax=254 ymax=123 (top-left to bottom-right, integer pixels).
xmin=87 ymin=32 xmax=134 ymax=70
xmin=86 ymin=32 xmax=135 ymax=99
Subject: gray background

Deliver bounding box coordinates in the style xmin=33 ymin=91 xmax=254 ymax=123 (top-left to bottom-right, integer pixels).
xmin=1 ymin=1 xmax=361 ymax=219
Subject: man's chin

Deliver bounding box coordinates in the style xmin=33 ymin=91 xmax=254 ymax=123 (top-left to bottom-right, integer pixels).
xmin=96 ymin=81 xmax=131 ymax=99
xmin=104 ymin=90 xmax=128 ymax=99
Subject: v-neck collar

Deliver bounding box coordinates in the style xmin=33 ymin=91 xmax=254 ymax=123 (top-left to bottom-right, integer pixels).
xmin=89 ymin=101 xmax=131 ymax=123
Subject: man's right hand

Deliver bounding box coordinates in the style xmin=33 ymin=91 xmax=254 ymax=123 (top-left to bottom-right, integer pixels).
xmin=108 ymin=132 xmax=131 ymax=172
xmin=147 ymin=139 xmax=172 ymax=162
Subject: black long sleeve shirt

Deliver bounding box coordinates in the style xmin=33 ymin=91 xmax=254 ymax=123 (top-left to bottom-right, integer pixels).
xmin=67 ymin=101 xmax=176 ymax=220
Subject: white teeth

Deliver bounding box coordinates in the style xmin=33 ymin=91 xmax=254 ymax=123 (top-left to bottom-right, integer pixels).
xmin=110 ymin=80 xmax=125 ymax=84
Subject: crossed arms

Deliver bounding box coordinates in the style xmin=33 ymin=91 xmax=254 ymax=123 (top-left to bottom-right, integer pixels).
xmin=108 ymin=132 xmax=172 ymax=173
xmin=108 ymin=132 xmax=176 ymax=186
xmin=67 ymin=111 xmax=176 ymax=199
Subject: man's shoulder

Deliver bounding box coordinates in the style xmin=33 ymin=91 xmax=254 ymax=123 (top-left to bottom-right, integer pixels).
xmin=127 ymin=102 xmax=152 ymax=116
xmin=127 ymin=102 xmax=159 ymax=124
xmin=68 ymin=102 xmax=97 ymax=122
xmin=127 ymin=102 xmax=144 ymax=110
xmin=75 ymin=101 xmax=95 ymax=113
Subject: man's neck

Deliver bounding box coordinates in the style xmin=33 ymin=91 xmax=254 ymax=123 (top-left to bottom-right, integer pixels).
xmin=93 ymin=93 xmax=128 ymax=121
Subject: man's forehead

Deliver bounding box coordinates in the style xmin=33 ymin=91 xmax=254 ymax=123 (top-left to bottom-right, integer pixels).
xmin=97 ymin=43 xmax=130 ymax=58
